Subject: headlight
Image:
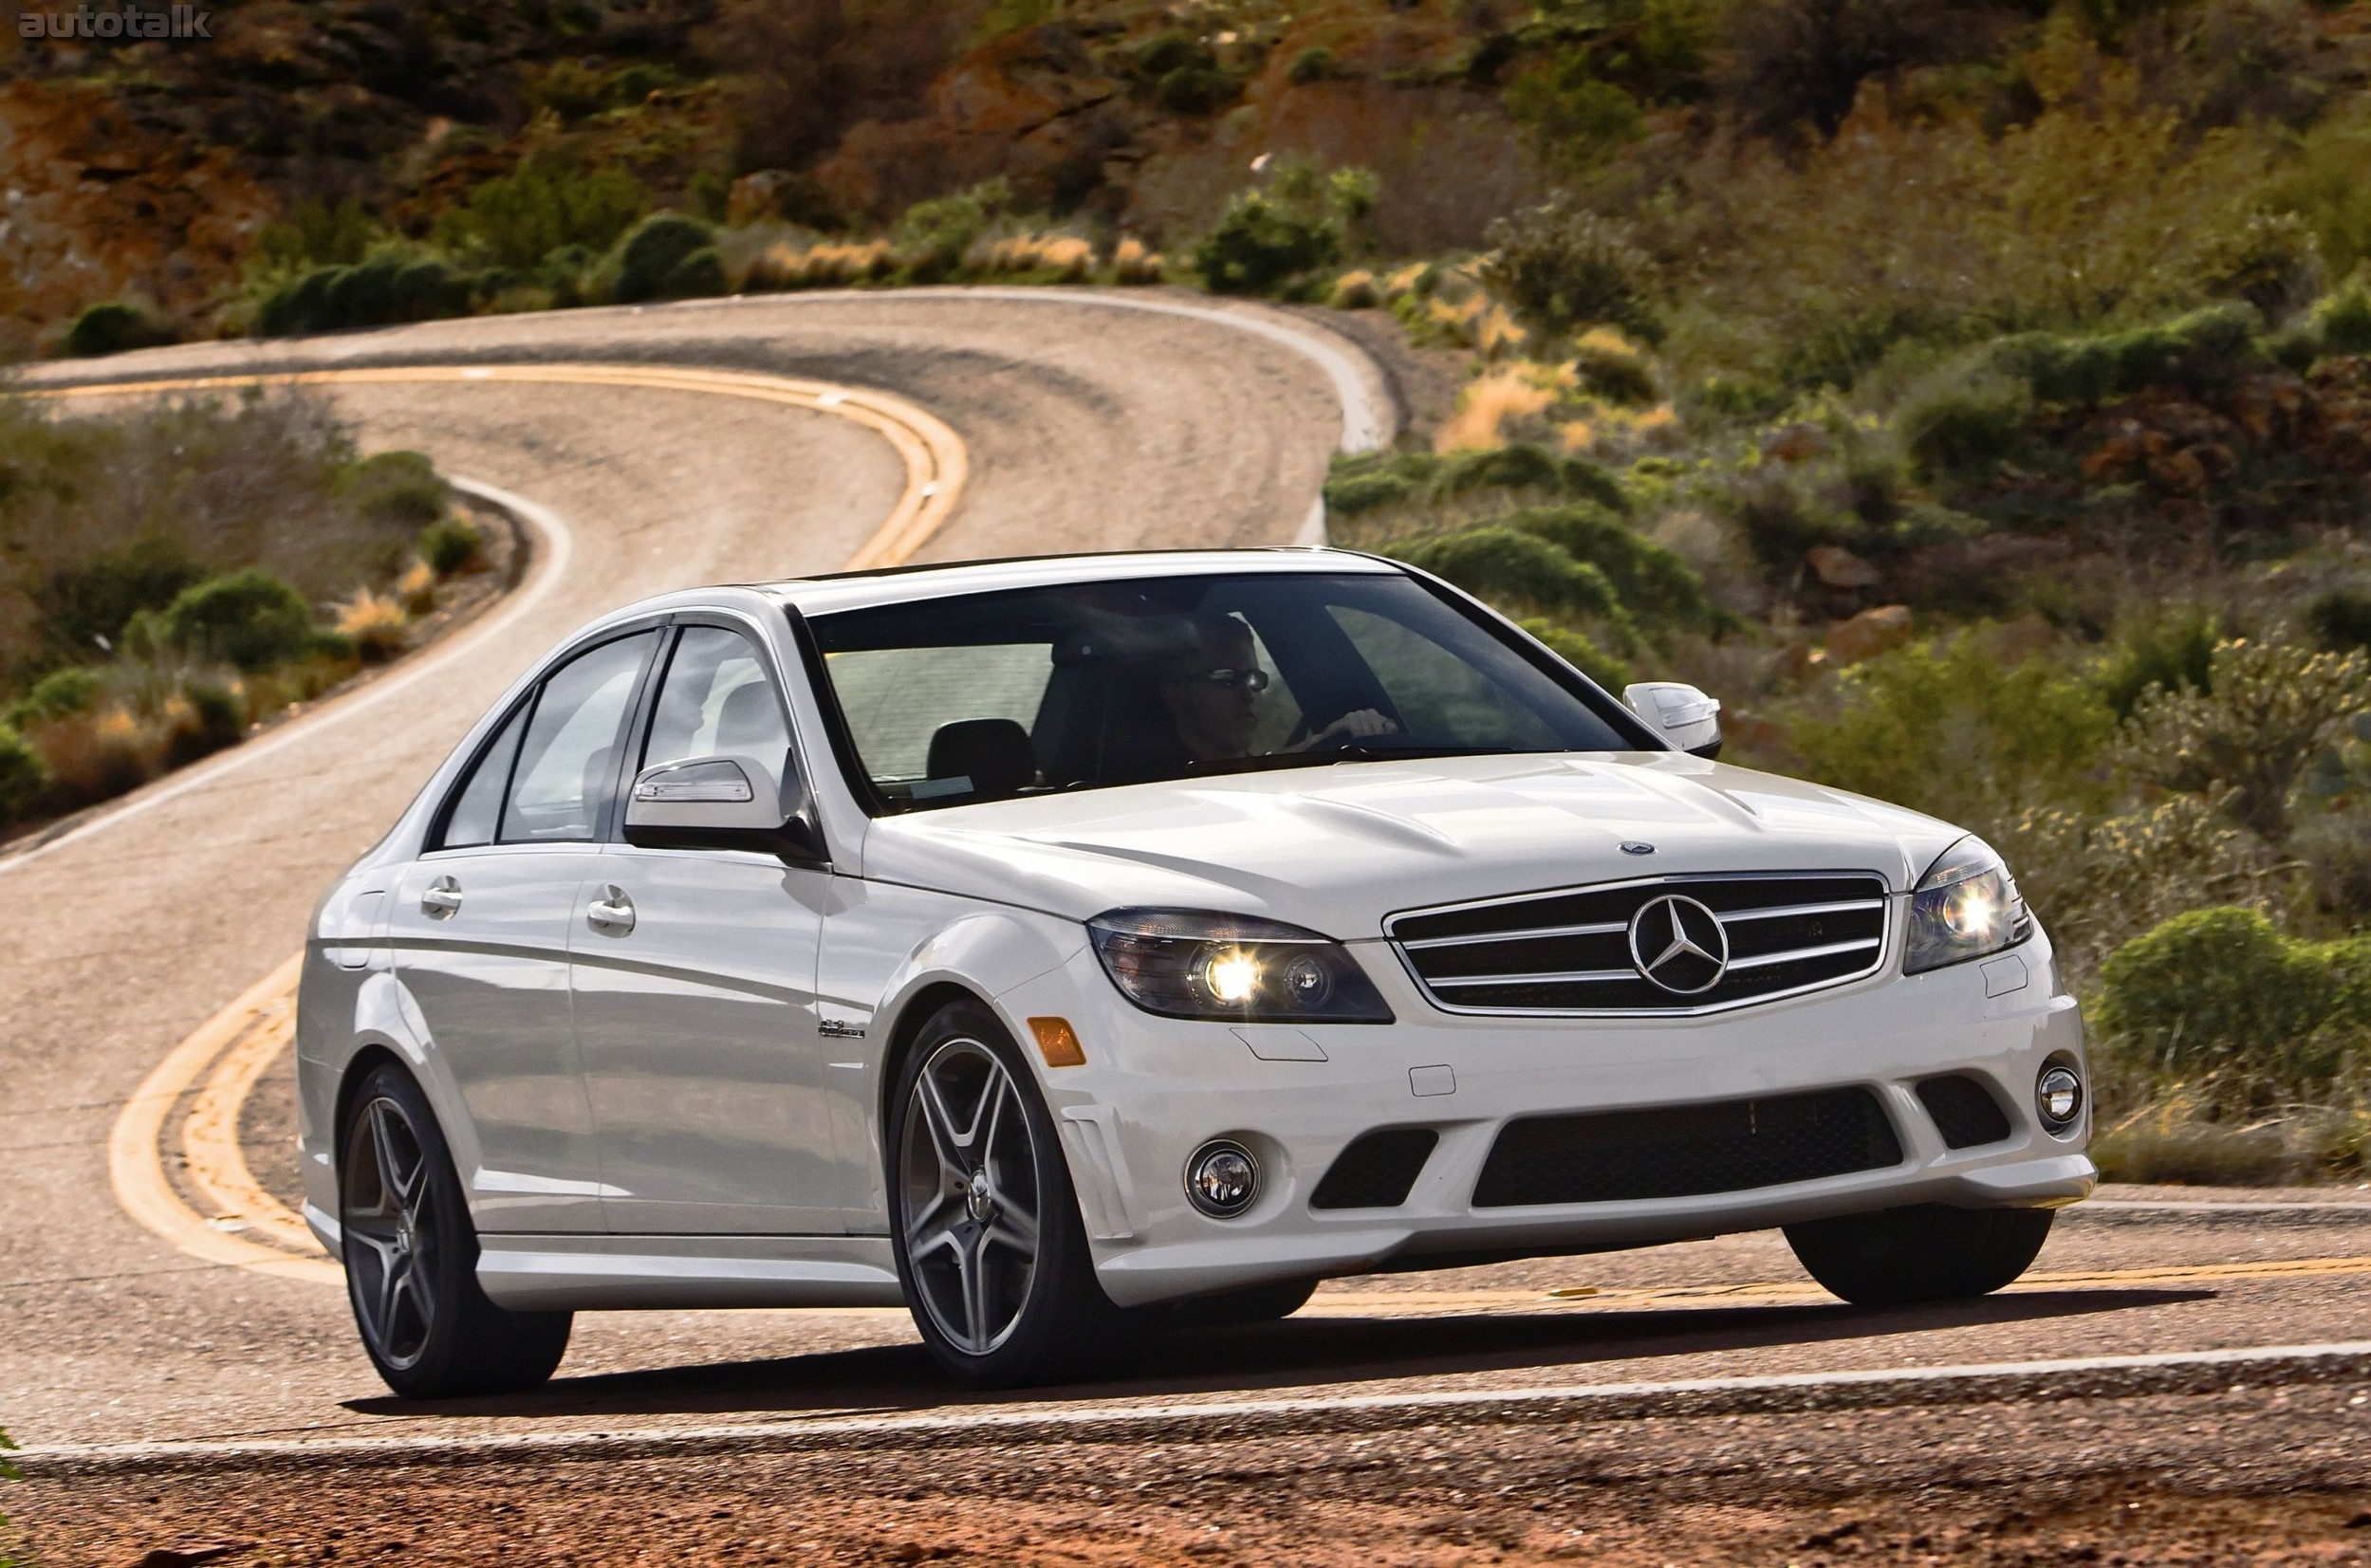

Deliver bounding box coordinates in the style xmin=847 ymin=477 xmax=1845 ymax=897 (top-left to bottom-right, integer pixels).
xmin=1086 ymin=909 xmax=1394 ymax=1024
xmin=1903 ymin=836 xmax=2031 ymax=975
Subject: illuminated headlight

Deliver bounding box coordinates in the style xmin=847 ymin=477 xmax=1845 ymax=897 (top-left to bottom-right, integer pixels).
xmin=1087 ymin=909 xmax=1394 ymax=1024
xmin=1904 ymin=836 xmax=2032 ymax=975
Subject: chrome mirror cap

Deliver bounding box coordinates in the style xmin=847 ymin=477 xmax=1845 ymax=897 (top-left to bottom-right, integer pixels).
xmin=1623 ymin=681 xmax=1723 ymax=759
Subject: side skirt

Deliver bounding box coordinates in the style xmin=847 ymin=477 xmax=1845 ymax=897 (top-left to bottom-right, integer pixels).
xmin=475 ymin=1233 xmax=905 ymax=1311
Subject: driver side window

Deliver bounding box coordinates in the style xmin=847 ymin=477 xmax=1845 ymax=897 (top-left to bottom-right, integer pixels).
xmin=640 ymin=625 xmax=796 ymax=796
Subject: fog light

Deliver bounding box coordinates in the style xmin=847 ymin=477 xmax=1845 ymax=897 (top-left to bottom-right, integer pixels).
xmin=1185 ymin=1139 xmax=1260 ymax=1218
xmin=2037 ymin=1061 xmax=2084 ymax=1131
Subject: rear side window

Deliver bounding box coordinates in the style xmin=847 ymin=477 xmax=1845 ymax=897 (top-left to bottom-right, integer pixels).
xmin=439 ymin=702 xmax=528 ymax=850
xmin=497 ymin=632 xmax=657 ymax=843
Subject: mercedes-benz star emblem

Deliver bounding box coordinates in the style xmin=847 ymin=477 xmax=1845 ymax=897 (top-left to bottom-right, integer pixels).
xmin=1627 ymin=894 xmax=1730 ymax=995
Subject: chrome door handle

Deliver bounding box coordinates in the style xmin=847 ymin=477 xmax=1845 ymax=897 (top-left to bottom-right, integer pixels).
xmin=586 ymin=886 xmax=636 ymax=934
xmin=419 ymin=876 xmax=463 ymax=917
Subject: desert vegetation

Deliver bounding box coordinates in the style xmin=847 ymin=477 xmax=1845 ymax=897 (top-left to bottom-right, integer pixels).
xmin=0 ymin=393 xmax=490 ymax=835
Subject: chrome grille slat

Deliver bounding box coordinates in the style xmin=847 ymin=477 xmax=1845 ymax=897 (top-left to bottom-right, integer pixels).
xmin=1401 ymin=919 xmax=1630 ymax=951
xmin=1388 ymin=871 xmax=1892 ymax=1018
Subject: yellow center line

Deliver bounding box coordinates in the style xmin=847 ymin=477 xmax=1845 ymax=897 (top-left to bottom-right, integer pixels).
xmin=75 ymin=361 xmax=969 ymax=1282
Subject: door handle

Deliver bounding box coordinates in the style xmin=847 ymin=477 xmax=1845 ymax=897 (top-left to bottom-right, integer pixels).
xmin=419 ymin=876 xmax=463 ymax=917
xmin=586 ymin=885 xmax=636 ymax=934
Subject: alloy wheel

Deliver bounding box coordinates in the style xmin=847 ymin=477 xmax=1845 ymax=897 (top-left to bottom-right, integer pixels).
xmin=342 ymin=1095 xmax=440 ymax=1370
xmin=898 ymin=1037 xmax=1044 ymax=1356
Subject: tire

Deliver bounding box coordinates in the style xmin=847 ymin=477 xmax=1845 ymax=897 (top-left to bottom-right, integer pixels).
xmin=887 ymin=998 xmax=1125 ymax=1387
xmin=1785 ymin=1203 xmax=2054 ymax=1307
xmin=339 ymin=1061 xmax=572 ymax=1399
xmin=1165 ymin=1277 xmax=1319 ymax=1329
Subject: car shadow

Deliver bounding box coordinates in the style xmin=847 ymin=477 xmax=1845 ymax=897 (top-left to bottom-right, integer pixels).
xmin=347 ymin=1286 xmax=2211 ymax=1421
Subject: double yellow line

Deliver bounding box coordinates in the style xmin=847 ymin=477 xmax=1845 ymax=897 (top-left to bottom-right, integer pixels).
xmin=54 ymin=361 xmax=967 ymax=1282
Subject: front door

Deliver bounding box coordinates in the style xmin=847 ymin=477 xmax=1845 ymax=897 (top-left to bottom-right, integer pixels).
xmin=569 ymin=622 xmax=838 ymax=1235
xmin=389 ymin=628 xmax=659 ymax=1232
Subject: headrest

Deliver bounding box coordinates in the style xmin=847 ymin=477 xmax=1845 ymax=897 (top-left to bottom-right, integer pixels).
xmin=925 ymin=717 xmax=1037 ymax=801
xmin=713 ymin=681 xmax=781 ymax=751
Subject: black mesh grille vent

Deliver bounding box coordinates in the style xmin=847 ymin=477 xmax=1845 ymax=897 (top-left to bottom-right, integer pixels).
xmin=1310 ymin=1129 xmax=1440 ymax=1210
xmin=1917 ymin=1075 xmax=2013 ymax=1149
xmin=1472 ymin=1087 xmax=1902 ymax=1208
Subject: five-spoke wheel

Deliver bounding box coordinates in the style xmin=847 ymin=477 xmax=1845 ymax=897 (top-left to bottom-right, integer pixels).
xmin=337 ymin=1061 xmax=572 ymax=1399
xmin=888 ymin=1000 xmax=1121 ymax=1386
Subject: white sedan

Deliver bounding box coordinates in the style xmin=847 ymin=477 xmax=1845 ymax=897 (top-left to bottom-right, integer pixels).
xmin=296 ymin=548 xmax=2092 ymax=1394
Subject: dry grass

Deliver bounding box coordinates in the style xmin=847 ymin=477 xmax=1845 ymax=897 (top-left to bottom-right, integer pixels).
xmin=1112 ymin=237 xmax=1164 ymax=285
xmin=335 ymin=589 xmax=410 ymax=663
xmin=967 ymin=231 xmax=1095 ymax=280
xmin=749 ymin=239 xmax=898 ymax=289
xmin=394 ymin=560 xmax=438 ymax=617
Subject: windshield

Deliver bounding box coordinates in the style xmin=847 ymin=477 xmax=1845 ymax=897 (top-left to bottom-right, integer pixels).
xmin=806 ymin=570 xmax=1648 ymax=811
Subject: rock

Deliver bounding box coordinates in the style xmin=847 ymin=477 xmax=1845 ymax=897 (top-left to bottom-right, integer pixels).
xmin=132 ymin=1547 xmax=245 ymax=1568
xmin=1806 ymin=544 xmax=1880 ymax=589
xmin=727 ymin=170 xmax=798 ymax=226
xmin=1825 ymin=604 xmax=1914 ymax=666
xmin=1770 ymin=641 xmax=1827 ymax=685
xmin=1759 ymin=423 xmax=1831 ymax=464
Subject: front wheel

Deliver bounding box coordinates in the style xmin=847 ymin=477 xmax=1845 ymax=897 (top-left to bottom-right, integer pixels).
xmin=340 ymin=1061 xmax=572 ymax=1399
xmin=1784 ymin=1203 xmax=2054 ymax=1307
xmin=888 ymin=1000 xmax=1124 ymax=1387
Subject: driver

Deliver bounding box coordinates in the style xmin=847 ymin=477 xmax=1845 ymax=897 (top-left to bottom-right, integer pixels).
xmin=1155 ymin=615 xmax=1399 ymax=764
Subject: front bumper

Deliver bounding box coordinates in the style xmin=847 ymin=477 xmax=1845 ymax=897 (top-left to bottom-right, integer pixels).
xmin=993 ymin=924 xmax=2092 ymax=1308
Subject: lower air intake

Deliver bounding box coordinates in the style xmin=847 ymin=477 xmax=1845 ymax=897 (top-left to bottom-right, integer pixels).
xmin=1472 ymin=1087 xmax=1902 ymax=1208
xmin=1917 ymin=1074 xmax=2013 ymax=1149
xmin=1310 ymin=1128 xmax=1440 ymax=1210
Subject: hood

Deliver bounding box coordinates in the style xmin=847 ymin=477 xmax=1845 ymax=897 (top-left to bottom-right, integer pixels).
xmin=859 ymin=752 xmax=1968 ymax=937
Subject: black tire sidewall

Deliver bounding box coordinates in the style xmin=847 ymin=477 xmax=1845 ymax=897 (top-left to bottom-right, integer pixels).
xmin=886 ymin=998 xmax=1115 ymax=1386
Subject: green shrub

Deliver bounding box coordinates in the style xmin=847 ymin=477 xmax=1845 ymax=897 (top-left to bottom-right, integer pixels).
xmin=419 ymin=515 xmax=484 ymax=576
xmin=2 ymin=667 xmax=102 ymax=729
xmin=255 ymin=253 xmax=476 ymax=336
xmin=1438 ymin=443 xmax=1563 ymax=495
xmin=1192 ymin=189 xmax=1342 ymax=296
xmin=614 ymin=214 xmax=719 ymax=303
xmin=2095 ymin=907 xmax=2369 ymax=1091
xmin=63 ymin=300 xmax=174 ymax=358
xmin=893 ymin=178 xmax=1017 ymax=282
xmin=438 ymin=158 xmax=649 ymax=272
xmin=1504 ymin=505 xmax=1717 ymax=632
xmin=254 ymin=198 xmax=379 ymax=271
xmin=1287 ymin=46 xmax=1337 ymax=84
xmin=1479 ymin=196 xmax=1663 ymax=345
xmin=1157 ymin=64 xmax=1238 ymax=113
xmin=1388 ymin=526 xmax=1631 ymax=633
xmin=30 ymin=536 xmax=206 ymax=660
xmin=0 ymin=724 xmax=46 ymax=824
xmin=2308 ymin=588 xmax=2371 ymax=655
xmin=1791 ymin=634 xmax=2118 ymax=833
xmin=1898 ymin=363 xmax=2032 ymax=478
xmin=1502 ymin=49 xmax=1646 ymax=171
xmin=1518 ymin=617 xmax=1631 ymax=691
xmin=1991 ymin=303 xmax=2265 ymax=409
xmin=1131 ymin=31 xmax=1210 ymax=75
xmin=2316 ymin=276 xmax=2371 ymax=356
xmin=158 ymin=570 xmax=323 ymax=672
xmin=1560 ymin=455 xmax=1630 ymax=515
xmin=344 ymin=451 xmax=448 ymax=528
xmin=2094 ymin=608 xmax=2219 ymax=719
xmin=1324 ymin=470 xmax=1416 ymax=515
xmin=168 ymin=677 xmax=249 ymax=766
xmin=661 ymin=246 xmax=730 ymax=300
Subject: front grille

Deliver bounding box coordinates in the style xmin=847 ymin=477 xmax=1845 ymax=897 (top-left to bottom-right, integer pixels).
xmin=1917 ymin=1074 xmax=2013 ymax=1148
xmin=1472 ymin=1087 xmax=1902 ymax=1208
xmin=1311 ymin=1128 xmax=1439 ymax=1210
xmin=1389 ymin=872 xmax=1890 ymax=1016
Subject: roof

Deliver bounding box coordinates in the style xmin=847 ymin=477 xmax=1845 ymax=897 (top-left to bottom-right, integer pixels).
xmin=758 ymin=546 xmax=1404 ymax=618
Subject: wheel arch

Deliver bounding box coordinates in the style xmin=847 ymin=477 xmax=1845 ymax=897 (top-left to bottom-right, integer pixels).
xmin=875 ymin=979 xmax=1001 ymax=1134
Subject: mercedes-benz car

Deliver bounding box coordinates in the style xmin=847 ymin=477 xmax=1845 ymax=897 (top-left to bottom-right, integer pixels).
xmin=296 ymin=548 xmax=2092 ymax=1395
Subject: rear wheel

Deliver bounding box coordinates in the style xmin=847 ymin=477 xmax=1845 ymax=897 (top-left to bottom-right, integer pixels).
xmin=888 ymin=999 xmax=1123 ymax=1387
xmin=340 ymin=1061 xmax=572 ymax=1399
xmin=1785 ymin=1203 xmax=2054 ymax=1307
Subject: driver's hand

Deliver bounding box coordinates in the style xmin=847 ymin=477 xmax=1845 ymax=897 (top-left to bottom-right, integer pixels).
xmin=1309 ymin=709 xmax=1399 ymax=748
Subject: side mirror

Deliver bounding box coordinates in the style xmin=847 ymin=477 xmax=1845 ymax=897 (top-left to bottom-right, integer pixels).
xmin=1623 ymin=681 xmax=1723 ymax=759
xmin=622 ymin=754 xmax=827 ymax=867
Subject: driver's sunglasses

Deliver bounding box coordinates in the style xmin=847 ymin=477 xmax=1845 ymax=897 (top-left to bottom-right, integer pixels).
xmin=1192 ymin=666 xmax=1270 ymax=692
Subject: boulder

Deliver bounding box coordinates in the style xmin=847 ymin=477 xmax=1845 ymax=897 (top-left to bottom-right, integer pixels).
xmin=1806 ymin=544 xmax=1880 ymax=589
xmin=1825 ymin=604 xmax=1914 ymax=666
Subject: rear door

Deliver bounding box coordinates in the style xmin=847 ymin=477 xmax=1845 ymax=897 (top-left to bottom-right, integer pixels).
xmin=388 ymin=629 xmax=659 ymax=1233
xmin=568 ymin=619 xmax=838 ymax=1235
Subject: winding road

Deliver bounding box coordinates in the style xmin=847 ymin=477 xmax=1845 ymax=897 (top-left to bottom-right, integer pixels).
xmin=3 ymin=287 xmax=2368 ymax=1562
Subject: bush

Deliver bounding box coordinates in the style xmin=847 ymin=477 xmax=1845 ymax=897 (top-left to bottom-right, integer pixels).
xmin=1479 ymin=196 xmax=1663 ymax=345
xmin=1503 ymin=51 xmax=1646 ymax=171
xmin=2 ymin=667 xmax=102 ymax=730
xmin=662 ymin=246 xmax=731 ymax=300
xmin=168 ymin=677 xmax=248 ymax=765
xmin=255 ymin=252 xmax=475 ymax=336
xmin=1504 ymin=505 xmax=1717 ymax=632
xmin=2095 ymin=607 xmax=2218 ymax=719
xmin=1324 ymin=470 xmax=1416 ymax=516
xmin=2316 ymin=276 xmax=2371 ymax=356
xmin=0 ymin=724 xmax=46 ymax=824
xmin=613 ymin=214 xmax=720 ymax=303
xmin=1898 ymin=363 xmax=2032 ymax=478
xmin=438 ymin=158 xmax=649 ymax=272
xmin=1157 ymin=64 xmax=1238 ymax=113
xmin=1990 ymin=303 xmax=2265 ymax=409
xmin=2095 ymin=907 xmax=2368 ymax=1094
xmin=336 ymin=588 xmax=410 ymax=663
xmin=1287 ymin=46 xmax=1337 ymax=84
xmin=893 ymin=179 xmax=1017 ymax=282
xmin=2308 ymin=588 xmax=2371 ymax=655
xmin=1192 ymin=189 xmax=1341 ymax=297
xmin=1388 ymin=526 xmax=1632 ymax=632
xmin=63 ymin=300 xmax=174 ymax=358
xmin=420 ymin=515 xmax=483 ymax=576
xmin=157 ymin=570 xmax=324 ymax=673
xmin=1437 ymin=443 xmax=1564 ymax=495
xmin=30 ymin=536 xmax=205 ymax=661
xmin=345 ymin=451 xmax=448 ymax=528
